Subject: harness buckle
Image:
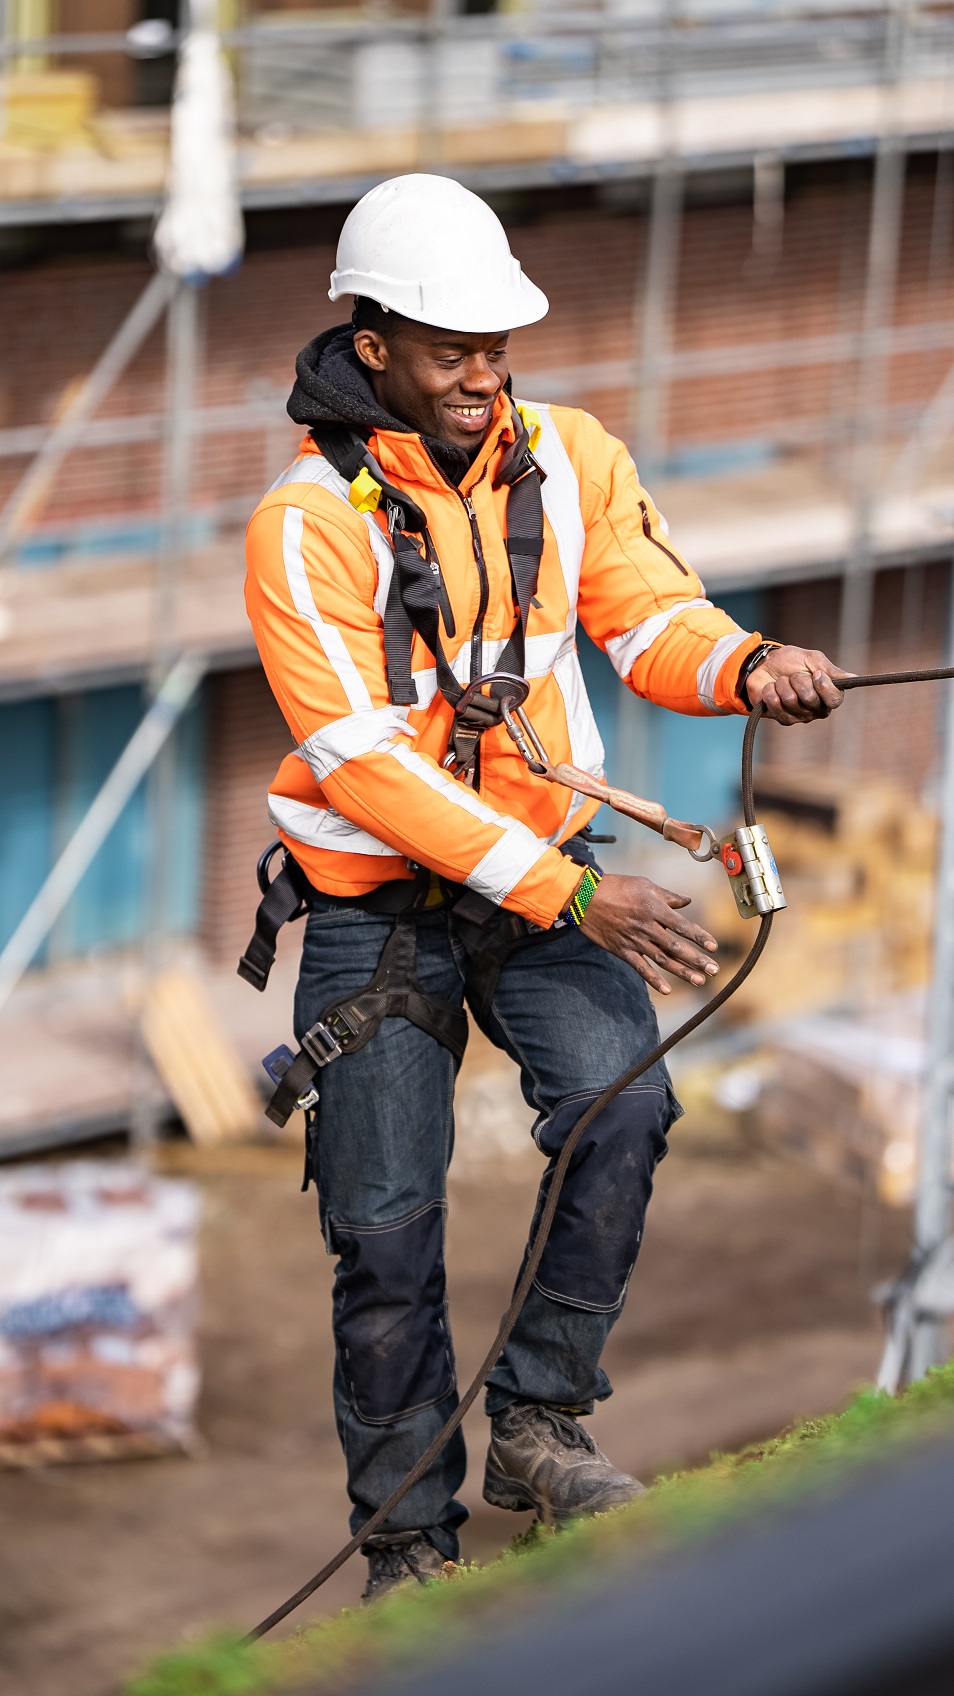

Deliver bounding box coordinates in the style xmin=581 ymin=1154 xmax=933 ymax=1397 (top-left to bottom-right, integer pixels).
xmin=301 ymin=1019 xmax=344 ymax=1068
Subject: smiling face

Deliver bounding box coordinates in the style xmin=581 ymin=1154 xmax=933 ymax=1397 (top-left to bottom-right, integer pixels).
xmin=353 ymin=318 xmax=510 ymax=450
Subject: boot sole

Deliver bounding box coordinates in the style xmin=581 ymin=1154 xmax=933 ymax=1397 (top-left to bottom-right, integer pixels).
xmin=484 ymin=1458 xmax=646 ymax=1521
xmin=483 ymin=1457 xmax=541 ymax=1515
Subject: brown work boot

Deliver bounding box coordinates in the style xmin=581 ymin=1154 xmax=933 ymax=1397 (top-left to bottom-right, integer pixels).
xmin=360 ymin=1531 xmax=451 ymax=1603
xmin=483 ymin=1402 xmax=645 ymax=1523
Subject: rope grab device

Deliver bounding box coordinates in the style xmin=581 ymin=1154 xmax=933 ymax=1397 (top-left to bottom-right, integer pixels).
xmin=240 ymin=662 xmax=954 ymax=1643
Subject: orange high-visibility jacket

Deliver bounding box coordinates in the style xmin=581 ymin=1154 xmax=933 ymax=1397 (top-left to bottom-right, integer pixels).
xmin=245 ymin=395 xmax=764 ymax=929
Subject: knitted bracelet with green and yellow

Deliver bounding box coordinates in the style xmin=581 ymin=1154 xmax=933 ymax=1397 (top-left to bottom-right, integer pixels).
xmin=561 ymin=865 xmax=603 ymax=928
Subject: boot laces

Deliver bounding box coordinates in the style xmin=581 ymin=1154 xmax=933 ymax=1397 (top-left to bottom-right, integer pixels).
xmin=532 ymin=1406 xmax=596 ymax=1454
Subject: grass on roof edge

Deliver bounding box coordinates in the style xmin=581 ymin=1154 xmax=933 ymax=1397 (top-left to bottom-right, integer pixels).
xmin=124 ymin=1362 xmax=954 ymax=1696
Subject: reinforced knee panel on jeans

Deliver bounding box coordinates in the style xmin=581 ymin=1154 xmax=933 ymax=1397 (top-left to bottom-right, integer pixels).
xmin=533 ymin=1085 xmax=673 ymax=1313
xmin=331 ymin=1200 xmax=455 ymax=1424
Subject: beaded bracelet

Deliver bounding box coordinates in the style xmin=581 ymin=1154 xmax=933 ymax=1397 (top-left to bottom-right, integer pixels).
xmin=562 ymin=865 xmax=603 ymax=928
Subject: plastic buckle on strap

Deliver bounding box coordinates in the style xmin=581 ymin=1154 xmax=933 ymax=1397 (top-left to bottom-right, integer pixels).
xmin=301 ymin=1020 xmax=343 ymax=1068
xmin=261 ymin=1043 xmax=320 ymax=1112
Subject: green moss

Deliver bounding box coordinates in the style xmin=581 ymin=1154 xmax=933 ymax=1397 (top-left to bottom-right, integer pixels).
xmin=123 ymin=1363 xmax=954 ymax=1696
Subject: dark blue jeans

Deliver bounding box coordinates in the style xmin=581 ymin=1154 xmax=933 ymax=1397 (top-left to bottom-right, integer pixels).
xmin=295 ymin=888 xmax=680 ymax=1559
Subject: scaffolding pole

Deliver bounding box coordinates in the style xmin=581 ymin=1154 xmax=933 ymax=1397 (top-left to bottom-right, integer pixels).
xmin=634 ymin=161 xmax=683 ymax=486
xmin=908 ymin=579 xmax=954 ymax=1377
xmin=835 ymin=1 xmax=911 ymax=765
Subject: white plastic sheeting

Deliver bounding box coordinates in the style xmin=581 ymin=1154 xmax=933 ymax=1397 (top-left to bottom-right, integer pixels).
xmin=0 ymin=1162 xmax=201 ymax=1451
xmin=154 ymin=21 xmax=244 ymax=282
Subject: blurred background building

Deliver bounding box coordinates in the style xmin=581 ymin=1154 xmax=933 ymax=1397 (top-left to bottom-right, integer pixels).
xmin=2 ymin=6 xmax=954 ymax=1690
xmin=2 ymin=0 xmax=953 ymax=1161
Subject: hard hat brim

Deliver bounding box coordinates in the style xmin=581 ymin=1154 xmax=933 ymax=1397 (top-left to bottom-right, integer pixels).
xmin=329 ymin=268 xmax=549 ymax=333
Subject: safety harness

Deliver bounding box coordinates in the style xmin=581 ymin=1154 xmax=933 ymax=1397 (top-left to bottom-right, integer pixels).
xmin=314 ymin=401 xmax=546 ymax=783
xmin=239 ymin=407 xmax=557 ymax=1128
xmin=238 ymin=837 xmax=593 ymax=1132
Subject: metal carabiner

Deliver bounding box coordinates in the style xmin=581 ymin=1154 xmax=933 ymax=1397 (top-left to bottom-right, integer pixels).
xmin=441 ymin=673 xmax=534 ymax=773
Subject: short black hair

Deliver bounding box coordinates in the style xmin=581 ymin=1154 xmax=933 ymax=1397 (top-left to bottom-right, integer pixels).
xmin=351 ymin=296 xmax=410 ymax=337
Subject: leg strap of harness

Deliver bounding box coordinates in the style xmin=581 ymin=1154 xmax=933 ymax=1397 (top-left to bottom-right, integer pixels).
xmin=264 ymin=913 xmax=468 ymax=1130
xmin=238 ymin=847 xmax=313 ymax=992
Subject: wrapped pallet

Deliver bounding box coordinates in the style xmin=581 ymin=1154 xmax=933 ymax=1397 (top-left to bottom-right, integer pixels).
xmin=0 ymin=1162 xmax=201 ymax=1466
xmin=744 ymin=996 xmax=926 ymax=1206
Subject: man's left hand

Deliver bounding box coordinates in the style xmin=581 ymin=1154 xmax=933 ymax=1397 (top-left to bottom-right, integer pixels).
xmin=745 ymin=645 xmax=850 ymax=726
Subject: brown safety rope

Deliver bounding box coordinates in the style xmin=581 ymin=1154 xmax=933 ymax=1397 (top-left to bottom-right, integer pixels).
xmin=244 ymin=664 xmax=954 ymax=1642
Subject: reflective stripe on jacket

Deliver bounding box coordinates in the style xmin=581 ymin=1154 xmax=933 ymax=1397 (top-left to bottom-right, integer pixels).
xmin=244 ymin=394 xmax=763 ymax=929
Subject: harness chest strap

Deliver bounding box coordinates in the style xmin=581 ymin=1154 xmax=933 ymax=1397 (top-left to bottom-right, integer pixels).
xmin=313 ymin=412 xmax=545 ymax=781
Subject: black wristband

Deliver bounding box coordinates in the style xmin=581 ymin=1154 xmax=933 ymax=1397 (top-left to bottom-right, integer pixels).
xmin=736 ymin=641 xmax=782 ymax=708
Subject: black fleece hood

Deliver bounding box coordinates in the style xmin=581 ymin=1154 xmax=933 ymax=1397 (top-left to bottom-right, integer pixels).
xmin=286 ymin=323 xmax=475 ymax=485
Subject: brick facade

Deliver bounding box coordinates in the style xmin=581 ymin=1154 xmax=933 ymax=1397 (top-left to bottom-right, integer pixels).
xmin=2 ymin=164 xmax=952 ymax=957
xmin=1 ymin=162 xmax=950 ymax=520
xmin=761 ymin=562 xmax=952 ymax=802
xmin=200 ymin=664 xmax=296 ymax=962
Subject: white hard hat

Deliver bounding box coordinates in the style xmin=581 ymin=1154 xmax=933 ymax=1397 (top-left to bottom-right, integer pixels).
xmin=329 ymin=174 xmax=548 ymax=333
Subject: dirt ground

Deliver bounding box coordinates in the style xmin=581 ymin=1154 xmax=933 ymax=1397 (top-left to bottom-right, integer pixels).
xmin=0 ymin=1124 xmax=910 ymax=1696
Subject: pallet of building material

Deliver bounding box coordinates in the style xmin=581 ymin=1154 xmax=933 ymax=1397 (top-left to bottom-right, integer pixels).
xmin=141 ymin=968 xmax=262 ymax=1146
xmin=742 ymin=998 xmax=926 ymax=1206
xmin=0 ymin=71 xmax=98 ymax=150
xmin=698 ymin=767 xmax=937 ymax=1021
xmin=0 ymin=1162 xmax=201 ymax=1467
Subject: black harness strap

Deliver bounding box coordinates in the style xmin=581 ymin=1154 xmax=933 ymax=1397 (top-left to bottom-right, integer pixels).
xmin=263 ymin=909 xmax=468 ymax=1130
xmin=312 ymin=410 xmax=546 ymax=761
xmin=238 ymin=842 xmax=313 ymax=992
xmin=446 ymin=885 xmax=543 ymax=1025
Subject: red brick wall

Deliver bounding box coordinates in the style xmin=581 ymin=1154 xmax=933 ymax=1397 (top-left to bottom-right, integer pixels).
xmin=2 ymin=168 xmax=950 ymax=523
xmin=201 ymin=664 xmax=296 ymax=962
xmin=760 ymin=561 xmax=951 ymax=798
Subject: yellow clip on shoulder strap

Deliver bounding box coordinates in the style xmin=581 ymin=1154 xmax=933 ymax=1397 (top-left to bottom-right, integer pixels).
xmin=515 ymin=401 xmax=543 ymax=455
xmin=348 ymin=466 xmax=382 ymax=515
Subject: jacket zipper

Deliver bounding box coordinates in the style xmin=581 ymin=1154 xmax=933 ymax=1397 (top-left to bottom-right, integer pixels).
xmin=423 ymin=528 xmax=456 ymax=637
xmin=638 ymin=499 xmax=689 ymax=576
xmin=463 ymin=493 xmax=490 ymax=680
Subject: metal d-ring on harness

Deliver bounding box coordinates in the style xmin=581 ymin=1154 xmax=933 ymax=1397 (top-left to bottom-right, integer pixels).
xmin=243 ymin=661 xmax=954 ymax=1644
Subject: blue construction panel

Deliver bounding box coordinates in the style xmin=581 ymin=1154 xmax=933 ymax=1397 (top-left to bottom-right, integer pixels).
xmin=0 ymin=682 xmax=206 ymax=963
xmin=0 ymin=698 xmax=57 ymax=955
xmin=56 ymin=685 xmax=150 ymax=954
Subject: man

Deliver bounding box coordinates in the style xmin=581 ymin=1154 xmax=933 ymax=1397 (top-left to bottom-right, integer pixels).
xmin=245 ymin=174 xmax=845 ymax=1600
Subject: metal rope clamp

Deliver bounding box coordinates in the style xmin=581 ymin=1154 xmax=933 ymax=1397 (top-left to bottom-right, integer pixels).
xmin=719 ymin=825 xmax=787 ymax=918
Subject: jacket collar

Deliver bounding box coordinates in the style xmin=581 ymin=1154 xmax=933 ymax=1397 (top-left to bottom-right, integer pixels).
xmin=300 ymin=391 xmax=518 ymax=499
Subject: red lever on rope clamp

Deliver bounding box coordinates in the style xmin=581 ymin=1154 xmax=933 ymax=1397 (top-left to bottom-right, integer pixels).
xmin=721 ymin=841 xmax=744 ymax=876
